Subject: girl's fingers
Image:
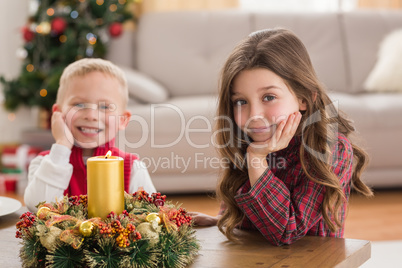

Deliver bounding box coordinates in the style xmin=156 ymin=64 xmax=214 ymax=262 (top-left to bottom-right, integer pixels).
xmin=276 ymin=112 xmax=301 ymax=144
xmin=277 ymin=113 xmax=294 ymax=140
xmin=249 ymin=112 xmax=302 ymax=155
xmin=291 ymin=112 xmax=302 ymax=134
xmin=272 ymin=119 xmax=286 ymax=145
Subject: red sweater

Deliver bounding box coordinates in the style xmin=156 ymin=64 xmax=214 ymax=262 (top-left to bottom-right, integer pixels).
xmin=39 ymin=140 xmax=137 ymax=196
xmin=233 ymin=134 xmax=352 ymax=246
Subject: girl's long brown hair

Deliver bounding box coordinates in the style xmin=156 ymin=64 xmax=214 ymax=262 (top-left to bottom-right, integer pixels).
xmin=215 ymin=28 xmax=373 ymax=241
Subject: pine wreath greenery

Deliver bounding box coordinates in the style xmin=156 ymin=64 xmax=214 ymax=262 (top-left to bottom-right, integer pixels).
xmin=16 ymin=190 xmax=200 ymax=268
xmin=1 ymin=0 xmax=135 ymax=111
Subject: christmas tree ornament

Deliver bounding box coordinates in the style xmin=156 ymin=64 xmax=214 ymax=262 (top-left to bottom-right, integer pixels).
xmin=37 ymin=21 xmax=51 ymax=35
xmin=70 ymin=10 xmax=79 ymax=19
xmin=46 ymin=8 xmax=55 ymax=16
xmin=79 ymin=220 xmax=95 ymax=237
xmin=109 ymin=22 xmax=122 ymax=37
xmin=146 ymin=212 xmax=161 ymax=224
xmin=16 ymin=48 xmax=28 ymax=60
xmin=21 ymin=26 xmax=35 ymax=42
xmin=51 ymin=17 xmax=67 ymax=35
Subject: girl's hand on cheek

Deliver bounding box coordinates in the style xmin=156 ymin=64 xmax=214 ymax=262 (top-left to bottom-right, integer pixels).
xmin=246 ymin=112 xmax=302 ymax=186
xmin=247 ymin=111 xmax=302 ymax=158
xmin=51 ymin=111 xmax=74 ymax=149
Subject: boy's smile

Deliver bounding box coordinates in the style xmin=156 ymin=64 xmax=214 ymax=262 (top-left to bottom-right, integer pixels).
xmin=78 ymin=126 xmax=103 ymax=135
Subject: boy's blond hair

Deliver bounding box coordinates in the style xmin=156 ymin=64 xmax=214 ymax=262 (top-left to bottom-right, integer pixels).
xmin=57 ymin=58 xmax=128 ymax=108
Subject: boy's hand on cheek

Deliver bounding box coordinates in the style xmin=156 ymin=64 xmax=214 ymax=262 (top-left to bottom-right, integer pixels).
xmin=51 ymin=111 xmax=74 ymax=150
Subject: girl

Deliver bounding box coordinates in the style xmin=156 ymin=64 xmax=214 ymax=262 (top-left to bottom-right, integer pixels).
xmin=192 ymin=28 xmax=373 ymax=246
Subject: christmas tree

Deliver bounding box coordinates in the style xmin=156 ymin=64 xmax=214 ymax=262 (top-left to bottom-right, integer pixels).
xmin=1 ymin=0 xmax=136 ymax=112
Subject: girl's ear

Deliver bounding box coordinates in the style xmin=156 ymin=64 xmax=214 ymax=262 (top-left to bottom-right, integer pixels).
xmin=298 ymin=99 xmax=307 ymax=111
xmin=118 ymin=110 xmax=131 ymax=130
xmin=298 ymin=92 xmax=317 ymax=111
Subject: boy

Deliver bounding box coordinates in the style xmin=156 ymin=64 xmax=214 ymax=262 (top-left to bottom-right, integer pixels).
xmin=24 ymin=58 xmax=156 ymax=212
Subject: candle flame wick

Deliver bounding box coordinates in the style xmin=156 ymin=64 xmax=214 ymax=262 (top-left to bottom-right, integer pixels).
xmin=105 ymin=150 xmax=112 ymax=159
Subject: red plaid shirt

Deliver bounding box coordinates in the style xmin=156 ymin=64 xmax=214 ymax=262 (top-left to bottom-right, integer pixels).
xmin=230 ymin=133 xmax=352 ymax=246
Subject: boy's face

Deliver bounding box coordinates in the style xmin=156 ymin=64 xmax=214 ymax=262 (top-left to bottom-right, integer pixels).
xmin=54 ymin=71 xmax=130 ymax=149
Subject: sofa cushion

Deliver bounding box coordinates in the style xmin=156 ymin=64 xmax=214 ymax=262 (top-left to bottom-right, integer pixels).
xmin=121 ymin=67 xmax=169 ymax=103
xmin=342 ymin=10 xmax=402 ymax=93
xmin=118 ymin=95 xmax=219 ymax=175
xmin=137 ymin=11 xmax=253 ymax=97
xmin=253 ymin=12 xmax=348 ymax=93
xmin=329 ymin=92 xmax=402 ymax=169
xmin=364 ymin=29 xmax=402 ymax=92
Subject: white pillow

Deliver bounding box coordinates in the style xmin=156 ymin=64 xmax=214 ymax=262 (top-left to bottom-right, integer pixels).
xmin=364 ymin=29 xmax=402 ymax=92
xmin=121 ymin=67 xmax=169 ymax=103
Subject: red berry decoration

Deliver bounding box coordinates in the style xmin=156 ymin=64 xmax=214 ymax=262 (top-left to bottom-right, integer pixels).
xmin=22 ymin=26 xmax=35 ymax=42
xmin=51 ymin=17 xmax=67 ymax=35
xmin=109 ymin=22 xmax=122 ymax=37
xmin=16 ymin=212 xmax=36 ymax=238
xmin=170 ymin=208 xmax=192 ymax=228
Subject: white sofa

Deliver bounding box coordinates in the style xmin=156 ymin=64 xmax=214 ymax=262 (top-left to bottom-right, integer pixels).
xmin=107 ymin=10 xmax=402 ymax=193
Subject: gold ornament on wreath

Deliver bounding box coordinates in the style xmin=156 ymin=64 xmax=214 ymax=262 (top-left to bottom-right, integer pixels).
xmin=16 ymin=190 xmax=199 ymax=268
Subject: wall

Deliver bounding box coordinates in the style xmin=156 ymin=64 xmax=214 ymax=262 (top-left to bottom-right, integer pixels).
xmin=358 ymin=0 xmax=402 ymax=8
xmin=0 ymin=1 xmax=39 ymax=145
xmin=139 ymin=0 xmax=239 ymax=14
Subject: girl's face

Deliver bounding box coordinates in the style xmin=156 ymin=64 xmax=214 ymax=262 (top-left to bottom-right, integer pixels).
xmin=231 ymin=68 xmax=306 ymax=142
xmin=55 ymin=71 xmax=130 ymax=149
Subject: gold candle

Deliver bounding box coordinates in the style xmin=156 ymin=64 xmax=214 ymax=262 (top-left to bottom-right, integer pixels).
xmin=87 ymin=151 xmax=124 ymax=219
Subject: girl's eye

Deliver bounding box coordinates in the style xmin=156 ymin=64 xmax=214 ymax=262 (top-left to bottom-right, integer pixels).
xmin=263 ymin=95 xmax=275 ymax=101
xmin=233 ymin=99 xmax=247 ymax=106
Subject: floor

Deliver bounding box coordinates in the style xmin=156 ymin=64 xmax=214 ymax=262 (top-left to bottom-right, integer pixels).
xmin=361 ymin=240 xmax=402 ymax=267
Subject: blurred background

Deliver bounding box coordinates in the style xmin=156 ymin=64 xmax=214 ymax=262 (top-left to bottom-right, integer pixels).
xmin=0 ymin=1 xmax=401 ymax=267
xmin=1 ymin=0 xmax=401 ymax=195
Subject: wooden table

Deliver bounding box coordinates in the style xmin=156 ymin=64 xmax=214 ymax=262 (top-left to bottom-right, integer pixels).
xmin=190 ymin=227 xmax=371 ymax=268
xmin=0 ymin=207 xmax=370 ymax=267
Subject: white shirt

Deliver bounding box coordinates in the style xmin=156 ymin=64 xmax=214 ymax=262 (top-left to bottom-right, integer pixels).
xmin=24 ymin=143 xmax=156 ymax=212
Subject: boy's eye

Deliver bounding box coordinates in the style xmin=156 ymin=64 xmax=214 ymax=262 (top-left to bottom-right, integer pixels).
xmin=233 ymin=99 xmax=247 ymax=106
xmin=72 ymin=103 xmax=114 ymax=111
xmin=98 ymin=103 xmax=116 ymax=111
xmin=99 ymin=104 xmax=110 ymax=110
xmin=263 ymin=95 xmax=275 ymax=101
xmin=74 ymin=103 xmax=85 ymax=108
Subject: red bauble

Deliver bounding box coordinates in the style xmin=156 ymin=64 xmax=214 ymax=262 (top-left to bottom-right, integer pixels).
xmin=22 ymin=26 xmax=35 ymax=42
xmin=51 ymin=17 xmax=67 ymax=35
xmin=109 ymin=22 xmax=123 ymax=37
